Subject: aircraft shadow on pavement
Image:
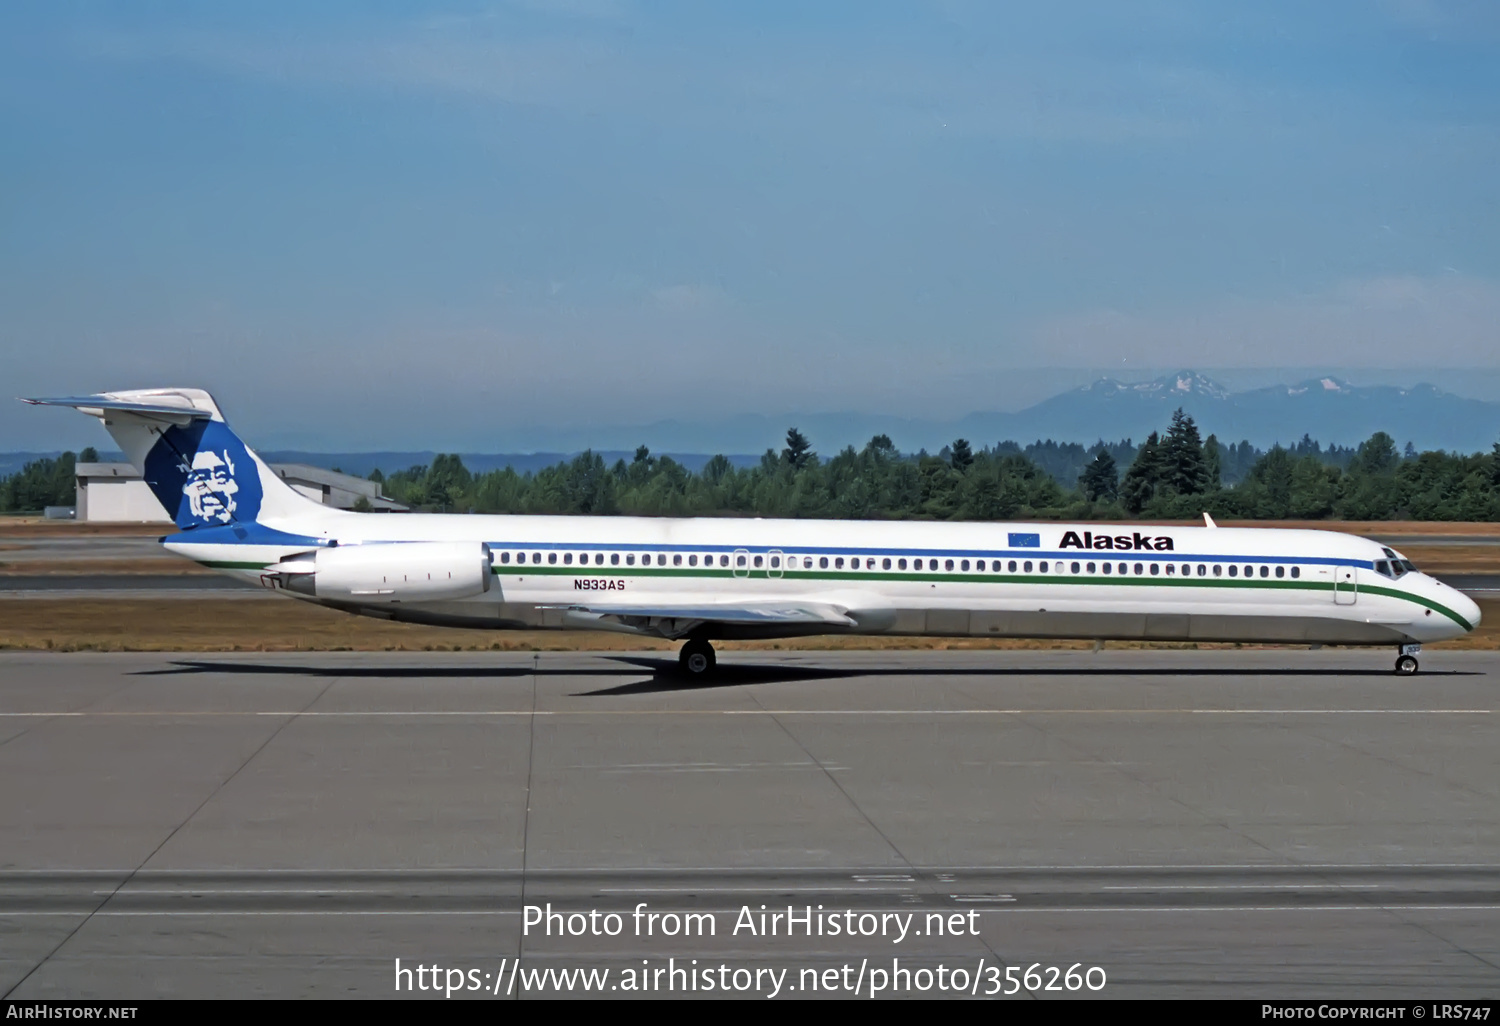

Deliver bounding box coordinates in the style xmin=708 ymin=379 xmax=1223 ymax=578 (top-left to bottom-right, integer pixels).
xmin=132 ymin=657 xmax=1481 ymax=691
xmin=575 ymin=657 xmax=864 ymax=695
xmin=130 ymin=660 xmax=638 ymax=680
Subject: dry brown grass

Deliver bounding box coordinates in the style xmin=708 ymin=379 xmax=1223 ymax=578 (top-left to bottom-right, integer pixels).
xmin=0 ymin=559 xmax=211 ymax=575
xmin=1 ymin=597 xmax=1493 ymax=653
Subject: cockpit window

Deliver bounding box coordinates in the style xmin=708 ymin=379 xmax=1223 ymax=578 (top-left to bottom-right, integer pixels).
xmin=1374 ymin=559 xmax=1413 ymax=580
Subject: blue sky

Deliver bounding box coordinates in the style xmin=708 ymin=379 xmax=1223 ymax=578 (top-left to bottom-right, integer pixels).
xmin=3 ymin=1 xmax=1499 ymax=450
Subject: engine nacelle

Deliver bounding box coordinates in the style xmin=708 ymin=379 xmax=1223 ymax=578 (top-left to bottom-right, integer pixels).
xmin=283 ymin=542 xmax=492 ymax=603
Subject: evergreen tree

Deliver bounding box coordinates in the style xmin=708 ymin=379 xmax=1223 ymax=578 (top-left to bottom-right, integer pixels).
xmin=1120 ymin=432 xmax=1162 ymax=513
xmin=1079 ymin=450 xmax=1118 ymax=502
xmin=1203 ymin=434 xmax=1222 ymax=490
xmin=1354 ymin=432 xmax=1399 ymax=475
xmin=1161 ymin=408 xmax=1209 ymax=496
xmin=949 ymin=438 xmax=973 ymax=472
xmin=782 ymin=428 xmax=814 ymax=469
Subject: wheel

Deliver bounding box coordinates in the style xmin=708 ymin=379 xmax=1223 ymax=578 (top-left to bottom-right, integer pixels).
xmin=678 ymin=639 xmax=717 ymax=678
xmin=1395 ymin=654 xmax=1418 ymax=676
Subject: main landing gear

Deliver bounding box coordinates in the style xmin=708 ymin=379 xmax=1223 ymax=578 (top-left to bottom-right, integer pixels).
xmin=678 ymin=638 xmax=717 ymax=678
xmin=1394 ymin=644 xmax=1421 ymax=676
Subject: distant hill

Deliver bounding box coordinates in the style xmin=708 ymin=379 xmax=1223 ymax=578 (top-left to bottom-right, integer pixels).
xmin=982 ymin=372 xmax=1500 ymax=452
xmin=5 ymin=372 xmax=1497 ymax=477
xmin=589 ymin=372 xmax=1500 ymax=454
xmin=254 ymin=451 xmax=766 ymax=478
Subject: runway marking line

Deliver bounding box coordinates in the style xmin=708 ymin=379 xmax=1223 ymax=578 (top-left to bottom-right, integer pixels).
xmin=0 ymin=709 xmax=1493 ymax=717
xmin=6 ymin=905 xmax=1500 ymax=917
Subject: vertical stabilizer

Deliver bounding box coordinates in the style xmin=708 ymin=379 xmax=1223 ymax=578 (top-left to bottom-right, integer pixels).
xmin=21 ymin=389 xmax=325 ymax=530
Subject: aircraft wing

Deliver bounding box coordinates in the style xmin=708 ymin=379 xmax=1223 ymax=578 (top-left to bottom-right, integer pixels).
xmin=548 ymin=601 xmax=856 ymax=630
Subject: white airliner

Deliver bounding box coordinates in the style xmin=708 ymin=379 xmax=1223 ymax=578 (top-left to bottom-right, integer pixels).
xmin=25 ymin=389 xmax=1480 ymax=677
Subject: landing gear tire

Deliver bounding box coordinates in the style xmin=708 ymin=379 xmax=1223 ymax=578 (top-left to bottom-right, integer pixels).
xmin=1395 ymin=654 xmax=1419 ymax=676
xmin=679 ymin=639 xmax=717 ymax=679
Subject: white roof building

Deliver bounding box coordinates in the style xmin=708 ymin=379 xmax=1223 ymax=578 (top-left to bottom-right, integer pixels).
xmin=74 ymin=462 xmax=407 ymax=522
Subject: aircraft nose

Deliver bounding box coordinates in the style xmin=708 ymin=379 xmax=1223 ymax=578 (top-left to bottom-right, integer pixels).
xmin=1455 ymin=589 xmax=1482 ymax=632
xmin=1435 ymin=581 xmax=1482 ymax=634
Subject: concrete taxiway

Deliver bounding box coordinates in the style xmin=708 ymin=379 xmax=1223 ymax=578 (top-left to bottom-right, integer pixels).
xmin=0 ymin=649 xmax=1497 ymax=999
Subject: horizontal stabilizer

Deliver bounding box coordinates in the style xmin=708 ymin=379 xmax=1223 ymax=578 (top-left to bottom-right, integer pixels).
xmin=21 ymin=395 xmax=213 ymax=422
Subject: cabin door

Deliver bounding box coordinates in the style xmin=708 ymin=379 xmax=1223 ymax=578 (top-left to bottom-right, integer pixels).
xmin=1333 ymin=566 xmax=1358 ymax=605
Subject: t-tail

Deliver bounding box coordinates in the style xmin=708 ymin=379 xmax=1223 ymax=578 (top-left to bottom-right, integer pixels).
xmin=20 ymin=388 xmax=325 ymax=531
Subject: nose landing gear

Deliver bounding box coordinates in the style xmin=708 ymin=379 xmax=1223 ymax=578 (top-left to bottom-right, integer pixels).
xmin=1394 ymin=644 xmax=1421 ymax=676
xmin=679 ymin=638 xmax=717 ymax=678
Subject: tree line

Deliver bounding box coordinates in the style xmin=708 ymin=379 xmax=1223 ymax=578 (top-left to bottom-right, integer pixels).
xmin=370 ymin=412 xmax=1500 ymax=522
xmin=4 ymin=420 xmax=1500 ymax=521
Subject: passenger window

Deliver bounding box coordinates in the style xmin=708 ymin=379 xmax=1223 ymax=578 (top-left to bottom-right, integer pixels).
xmin=546 ymin=553 xmax=555 ymax=564
xmin=1149 ymin=564 xmax=1158 ymax=575
xmin=1228 ymin=565 xmax=1237 ymax=577
xmin=1117 ymin=563 xmax=1127 ymax=575
xmin=1134 ymin=563 xmax=1143 ymax=575
xmin=674 ymin=554 xmax=683 ymax=566
xmin=1165 ymin=564 xmax=1174 ymax=575
xmin=1086 ymin=562 xmax=1097 ymax=573
xmin=736 ymin=554 xmax=746 ymax=567
xmin=1291 ymin=566 xmax=1300 ymax=578
xmin=721 ymin=555 xmax=729 ymax=567
xmin=595 ymin=553 xmax=604 ymax=565
xmin=977 ymin=560 xmax=987 ymax=571
xmin=1244 ymin=566 xmax=1253 ymax=577
xmin=1039 ymin=561 xmax=1047 ymax=572
xmin=769 ymin=555 xmax=780 ymax=568
xmin=882 ymin=558 xmax=892 ymax=570
xmin=689 ymin=554 xmax=698 ymax=567
xmin=818 ymin=556 xmax=827 ymax=569
xmin=754 ymin=555 xmax=764 ymax=568
xmin=532 ymin=553 xmax=542 ymax=564
xmin=1008 ymin=560 xmax=1017 ymax=572
xmin=500 ymin=552 xmax=510 ymax=564
xmin=1071 ymin=562 xmax=1081 ymax=573
xmin=1197 ymin=565 xmax=1206 ymax=576
xmin=1102 ymin=563 xmax=1112 ymax=575
xmin=961 ymin=559 xmax=970 ymax=571
xmin=943 ymin=559 xmax=953 ymax=571
xmin=1259 ymin=566 xmax=1268 ymax=578
xmin=564 ymin=553 xmax=573 ymax=565
xmin=928 ymin=559 xmax=938 ymax=571
xmin=834 ymin=557 xmax=844 ymax=569
xmin=1213 ymin=565 xmax=1222 ymax=577
xmin=1020 ymin=561 xmax=1030 ymax=572
xmin=625 ymin=554 xmax=634 ymax=566
xmin=1275 ymin=566 xmax=1284 ymax=578
xmin=610 ymin=553 xmax=620 ymax=565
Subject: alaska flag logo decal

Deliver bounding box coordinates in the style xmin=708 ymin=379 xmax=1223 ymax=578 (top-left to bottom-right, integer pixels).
xmin=142 ymin=419 xmax=264 ymax=528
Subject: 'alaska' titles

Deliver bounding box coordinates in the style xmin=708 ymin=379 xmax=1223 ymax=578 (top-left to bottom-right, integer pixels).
xmin=1059 ymin=531 xmax=1175 ymax=552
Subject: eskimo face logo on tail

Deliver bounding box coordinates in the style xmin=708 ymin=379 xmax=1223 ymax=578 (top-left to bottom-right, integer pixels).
xmin=182 ymin=449 xmax=240 ymax=524
xmin=142 ymin=419 xmax=264 ymax=529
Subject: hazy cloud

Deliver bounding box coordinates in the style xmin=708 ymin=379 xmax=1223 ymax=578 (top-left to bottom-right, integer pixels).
xmin=1027 ymin=275 xmax=1500 ymax=369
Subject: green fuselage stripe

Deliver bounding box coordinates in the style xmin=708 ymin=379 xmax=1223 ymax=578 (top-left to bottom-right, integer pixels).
xmin=489 ymin=565 xmax=1474 ymax=631
xmin=191 ymin=560 xmax=1472 ymax=632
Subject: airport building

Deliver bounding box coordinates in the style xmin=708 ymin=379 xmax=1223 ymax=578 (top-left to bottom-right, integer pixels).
xmin=73 ymin=462 xmax=407 ymax=522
